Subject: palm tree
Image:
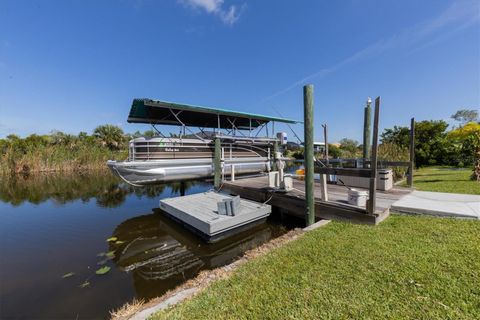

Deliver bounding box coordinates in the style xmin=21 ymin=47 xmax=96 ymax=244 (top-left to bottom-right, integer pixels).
xmin=93 ymin=125 xmax=125 ymax=150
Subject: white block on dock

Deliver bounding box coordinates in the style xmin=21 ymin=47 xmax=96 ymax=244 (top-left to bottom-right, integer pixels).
xmin=159 ymin=191 xmax=271 ymax=239
xmin=337 ymin=169 xmax=393 ymax=191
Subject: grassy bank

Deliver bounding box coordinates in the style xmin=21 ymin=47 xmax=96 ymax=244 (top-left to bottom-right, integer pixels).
xmin=404 ymin=166 xmax=480 ymax=195
xmin=151 ymin=215 xmax=480 ymax=319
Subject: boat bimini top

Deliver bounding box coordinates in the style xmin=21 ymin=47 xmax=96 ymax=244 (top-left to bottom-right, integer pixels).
xmin=127 ymin=98 xmax=301 ymax=140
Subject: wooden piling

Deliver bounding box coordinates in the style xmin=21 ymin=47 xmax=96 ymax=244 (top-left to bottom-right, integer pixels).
xmin=320 ymin=123 xmax=329 ymax=200
xmin=304 ymin=85 xmax=315 ymax=226
xmin=363 ymin=98 xmax=372 ymax=167
xmin=214 ymin=138 xmax=221 ymax=189
xmin=407 ymin=118 xmax=415 ymax=187
xmin=272 ymin=140 xmax=279 ymax=171
xmin=367 ymin=97 xmax=380 ymax=214
xmin=323 ymin=124 xmax=329 ymax=166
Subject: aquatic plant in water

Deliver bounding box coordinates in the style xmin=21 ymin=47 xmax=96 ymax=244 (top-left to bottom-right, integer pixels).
xmin=96 ymin=266 xmax=111 ymax=275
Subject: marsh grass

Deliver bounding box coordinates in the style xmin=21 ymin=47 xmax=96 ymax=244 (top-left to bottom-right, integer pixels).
xmin=110 ymin=298 xmax=145 ymax=320
xmin=0 ymin=144 xmax=127 ymax=174
xmin=0 ymin=126 xmax=130 ymax=175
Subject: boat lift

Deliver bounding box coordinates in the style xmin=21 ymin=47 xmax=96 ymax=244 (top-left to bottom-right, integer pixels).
xmin=118 ymin=98 xmax=301 ymax=186
xmin=121 ymin=98 xmax=303 ymax=241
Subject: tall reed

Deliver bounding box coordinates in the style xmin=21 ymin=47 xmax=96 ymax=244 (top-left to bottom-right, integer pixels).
xmin=0 ymin=130 xmax=128 ymax=175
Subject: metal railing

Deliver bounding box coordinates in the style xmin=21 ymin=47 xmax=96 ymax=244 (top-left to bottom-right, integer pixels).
xmin=128 ymin=139 xmax=272 ymax=162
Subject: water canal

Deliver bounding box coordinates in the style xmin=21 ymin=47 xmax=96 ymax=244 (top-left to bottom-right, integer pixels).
xmin=0 ymin=172 xmax=293 ymax=319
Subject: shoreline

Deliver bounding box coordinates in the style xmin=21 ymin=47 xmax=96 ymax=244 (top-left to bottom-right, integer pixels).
xmin=1 ymin=165 xmax=113 ymax=176
xmin=111 ymin=220 xmax=331 ymax=320
xmin=110 ymin=228 xmax=305 ymax=320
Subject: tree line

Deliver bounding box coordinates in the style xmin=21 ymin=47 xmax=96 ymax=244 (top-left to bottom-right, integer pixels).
xmin=380 ymin=109 xmax=479 ymax=181
xmin=1 ymin=109 xmax=478 ymax=180
xmin=287 ymin=109 xmax=479 ymax=180
xmin=329 ymin=109 xmax=479 ymax=168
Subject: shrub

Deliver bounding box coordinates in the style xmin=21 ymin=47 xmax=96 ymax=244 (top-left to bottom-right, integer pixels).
xmin=378 ymin=143 xmax=409 ymax=180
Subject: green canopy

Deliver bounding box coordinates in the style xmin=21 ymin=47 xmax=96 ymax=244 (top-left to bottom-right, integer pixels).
xmin=127 ymin=98 xmax=301 ymax=129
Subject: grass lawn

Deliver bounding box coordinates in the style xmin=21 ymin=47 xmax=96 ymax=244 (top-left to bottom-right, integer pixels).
xmin=403 ymin=166 xmax=480 ymax=195
xmin=151 ymin=215 xmax=480 ymax=320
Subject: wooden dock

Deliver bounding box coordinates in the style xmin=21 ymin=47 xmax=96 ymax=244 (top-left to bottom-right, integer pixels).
xmin=221 ymin=175 xmax=412 ymax=225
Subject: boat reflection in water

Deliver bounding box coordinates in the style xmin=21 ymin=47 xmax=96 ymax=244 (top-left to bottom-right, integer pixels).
xmin=109 ymin=210 xmax=284 ymax=300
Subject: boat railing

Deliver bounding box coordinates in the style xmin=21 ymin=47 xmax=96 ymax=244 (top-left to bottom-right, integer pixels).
xmin=129 ymin=138 xmax=274 ymax=161
xmin=214 ymin=134 xmax=279 ymax=143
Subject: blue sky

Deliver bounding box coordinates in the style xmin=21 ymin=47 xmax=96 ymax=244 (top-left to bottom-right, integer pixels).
xmin=0 ymin=0 xmax=479 ymax=142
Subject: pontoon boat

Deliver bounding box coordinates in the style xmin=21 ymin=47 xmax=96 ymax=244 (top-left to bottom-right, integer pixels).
xmin=107 ymin=99 xmax=299 ymax=185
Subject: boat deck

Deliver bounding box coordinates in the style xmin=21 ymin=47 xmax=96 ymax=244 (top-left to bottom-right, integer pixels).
xmin=221 ymin=175 xmax=412 ymax=225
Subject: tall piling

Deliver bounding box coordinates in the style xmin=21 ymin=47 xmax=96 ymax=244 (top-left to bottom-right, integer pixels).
xmin=272 ymin=140 xmax=279 ymax=171
xmin=363 ymin=97 xmax=372 ymax=167
xmin=323 ymin=124 xmax=329 ymax=166
xmin=367 ymin=97 xmax=380 ymax=215
xmin=304 ymin=85 xmax=315 ymax=226
xmin=407 ymin=118 xmax=415 ymax=187
xmin=214 ymin=138 xmax=222 ymax=189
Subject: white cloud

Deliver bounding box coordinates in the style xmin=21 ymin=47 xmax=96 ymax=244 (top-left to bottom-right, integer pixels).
xmin=262 ymin=0 xmax=480 ymax=102
xmin=179 ymin=0 xmax=242 ymax=25
xmin=183 ymin=0 xmax=221 ymax=13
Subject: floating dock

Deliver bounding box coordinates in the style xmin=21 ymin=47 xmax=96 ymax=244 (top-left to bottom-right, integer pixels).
xmin=159 ymin=191 xmax=271 ymax=243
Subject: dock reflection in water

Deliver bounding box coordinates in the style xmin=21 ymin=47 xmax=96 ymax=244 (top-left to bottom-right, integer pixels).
xmin=110 ymin=211 xmax=278 ymax=300
xmin=0 ymin=172 xmax=288 ymax=319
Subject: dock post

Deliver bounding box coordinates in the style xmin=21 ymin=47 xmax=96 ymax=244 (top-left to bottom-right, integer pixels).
xmin=272 ymin=140 xmax=279 ymax=171
xmin=363 ymin=97 xmax=372 ymax=168
xmin=214 ymin=138 xmax=222 ymax=190
xmin=180 ymin=182 xmax=186 ymax=196
xmin=320 ymin=123 xmax=329 ymax=201
xmin=304 ymin=84 xmax=315 ymax=226
xmin=367 ymin=97 xmax=380 ymax=214
xmin=407 ymin=118 xmax=415 ymax=187
xmin=322 ymin=124 xmax=329 ymax=166
xmin=319 ymin=174 xmax=328 ymax=202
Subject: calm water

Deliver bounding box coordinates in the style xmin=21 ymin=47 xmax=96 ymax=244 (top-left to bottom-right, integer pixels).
xmin=0 ymin=172 xmax=290 ymax=319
